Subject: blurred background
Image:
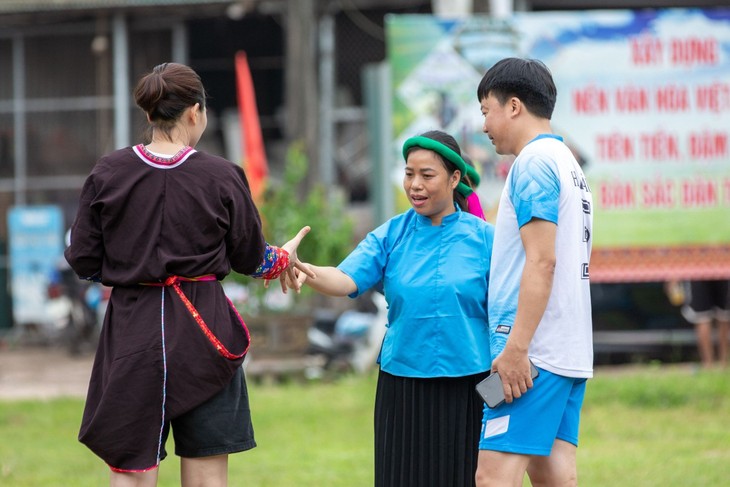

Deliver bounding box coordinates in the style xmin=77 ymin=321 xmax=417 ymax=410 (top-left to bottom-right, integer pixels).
xmin=0 ymin=0 xmax=728 ymax=374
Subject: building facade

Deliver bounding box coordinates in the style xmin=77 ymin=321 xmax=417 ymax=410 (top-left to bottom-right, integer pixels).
xmin=0 ymin=0 xmax=724 ymax=330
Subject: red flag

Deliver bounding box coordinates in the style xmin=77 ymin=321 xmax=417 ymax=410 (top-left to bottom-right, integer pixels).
xmin=235 ymin=51 xmax=268 ymax=202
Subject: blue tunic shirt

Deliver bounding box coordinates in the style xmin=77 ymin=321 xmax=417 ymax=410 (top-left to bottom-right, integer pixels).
xmin=338 ymin=207 xmax=494 ymax=378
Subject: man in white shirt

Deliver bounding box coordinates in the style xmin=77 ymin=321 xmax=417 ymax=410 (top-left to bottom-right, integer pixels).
xmin=475 ymin=57 xmax=594 ymax=487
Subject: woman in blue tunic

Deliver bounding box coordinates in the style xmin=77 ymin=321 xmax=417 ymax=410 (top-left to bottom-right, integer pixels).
xmin=290 ymin=130 xmax=494 ymax=487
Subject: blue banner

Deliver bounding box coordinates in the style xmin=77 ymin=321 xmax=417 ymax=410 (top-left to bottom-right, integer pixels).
xmin=8 ymin=205 xmax=65 ymax=327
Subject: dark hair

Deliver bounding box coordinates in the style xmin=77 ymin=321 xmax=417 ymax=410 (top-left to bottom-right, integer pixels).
xmin=476 ymin=57 xmax=556 ymax=119
xmin=461 ymin=153 xmax=478 ymax=190
xmin=405 ymin=130 xmax=468 ymax=211
xmin=133 ymin=62 xmax=207 ymax=140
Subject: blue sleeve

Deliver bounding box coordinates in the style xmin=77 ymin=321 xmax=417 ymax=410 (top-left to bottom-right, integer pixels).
xmin=337 ymin=222 xmax=390 ymax=298
xmin=509 ymin=156 xmax=560 ymax=228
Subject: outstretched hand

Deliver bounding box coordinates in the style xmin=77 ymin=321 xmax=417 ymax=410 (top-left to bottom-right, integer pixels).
xmin=279 ymin=226 xmax=316 ymax=293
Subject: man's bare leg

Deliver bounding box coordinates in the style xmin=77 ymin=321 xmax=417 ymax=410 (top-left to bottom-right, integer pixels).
xmin=526 ymin=439 xmax=577 ymax=487
xmin=475 ymin=449 xmax=531 ymax=487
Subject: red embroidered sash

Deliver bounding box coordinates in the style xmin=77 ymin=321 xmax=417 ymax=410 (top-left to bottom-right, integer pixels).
xmin=144 ymin=275 xmax=250 ymax=360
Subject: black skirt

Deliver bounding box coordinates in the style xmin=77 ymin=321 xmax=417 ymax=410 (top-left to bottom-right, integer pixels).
xmin=374 ymin=369 xmax=489 ymax=487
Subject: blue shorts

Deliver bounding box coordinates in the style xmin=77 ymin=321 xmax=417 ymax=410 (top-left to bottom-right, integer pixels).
xmin=478 ymin=367 xmax=587 ymax=456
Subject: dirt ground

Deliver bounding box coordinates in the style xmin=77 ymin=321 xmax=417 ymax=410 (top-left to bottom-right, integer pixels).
xmin=0 ymin=344 xmax=321 ymax=400
xmin=0 ymin=345 xmax=94 ymax=400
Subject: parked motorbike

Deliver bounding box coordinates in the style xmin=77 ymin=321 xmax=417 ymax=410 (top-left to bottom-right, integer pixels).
xmin=46 ymin=262 xmax=108 ymax=356
xmin=306 ymin=290 xmax=387 ymax=377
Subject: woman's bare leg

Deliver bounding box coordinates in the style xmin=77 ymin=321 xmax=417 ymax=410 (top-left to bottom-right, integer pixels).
xmin=717 ymin=319 xmax=729 ymax=366
xmin=110 ymin=468 xmax=159 ymax=487
xmin=181 ymin=454 xmax=228 ymax=487
xmin=694 ymin=321 xmax=715 ymax=368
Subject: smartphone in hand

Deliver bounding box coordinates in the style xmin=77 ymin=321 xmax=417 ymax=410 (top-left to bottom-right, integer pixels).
xmin=476 ymin=360 xmax=540 ymax=409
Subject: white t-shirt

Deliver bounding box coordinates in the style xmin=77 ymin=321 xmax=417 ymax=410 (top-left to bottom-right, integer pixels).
xmin=488 ymin=135 xmax=594 ymax=378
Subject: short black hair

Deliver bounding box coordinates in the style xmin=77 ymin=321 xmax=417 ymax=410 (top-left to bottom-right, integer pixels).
xmin=476 ymin=57 xmax=557 ymax=119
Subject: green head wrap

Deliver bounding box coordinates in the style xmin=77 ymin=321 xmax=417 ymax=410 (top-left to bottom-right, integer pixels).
xmin=402 ymin=136 xmax=480 ymax=197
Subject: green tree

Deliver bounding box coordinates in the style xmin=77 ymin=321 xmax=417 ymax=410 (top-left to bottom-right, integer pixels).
xmin=230 ymin=142 xmax=355 ymax=312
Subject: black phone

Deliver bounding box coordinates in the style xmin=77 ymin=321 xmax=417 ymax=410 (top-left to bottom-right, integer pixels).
xmin=475 ymin=360 xmax=540 ymax=409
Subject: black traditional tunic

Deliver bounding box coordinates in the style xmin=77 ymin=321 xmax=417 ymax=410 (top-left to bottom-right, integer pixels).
xmin=65 ymin=145 xmax=271 ymax=471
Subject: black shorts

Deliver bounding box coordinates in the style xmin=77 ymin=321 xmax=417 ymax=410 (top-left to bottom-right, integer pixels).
xmin=681 ymin=280 xmax=730 ymax=324
xmin=160 ymin=366 xmax=256 ymax=459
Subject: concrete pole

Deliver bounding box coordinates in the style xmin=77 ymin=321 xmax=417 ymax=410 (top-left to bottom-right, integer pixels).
xmin=112 ymin=13 xmax=130 ymax=149
xmin=285 ymin=0 xmax=319 ymax=184
xmin=363 ymin=62 xmax=394 ymax=227
xmin=318 ymin=14 xmax=335 ymax=202
xmin=12 ymin=34 xmax=26 ymax=206
xmin=489 ymin=0 xmax=513 ymax=18
xmin=171 ymin=21 xmax=188 ymax=65
xmin=432 ymin=0 xmax=473 ymax=17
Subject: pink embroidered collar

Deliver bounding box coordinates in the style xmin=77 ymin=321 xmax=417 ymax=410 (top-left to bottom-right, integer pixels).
xmin=133 ymin=144 xmax=196 ymax=168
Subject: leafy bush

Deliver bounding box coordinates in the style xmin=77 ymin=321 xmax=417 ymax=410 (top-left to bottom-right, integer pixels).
xmin=258 ymin=141 xmax=354 ymax=267
xmin=229 ymin=142 xmax=355 ymax=312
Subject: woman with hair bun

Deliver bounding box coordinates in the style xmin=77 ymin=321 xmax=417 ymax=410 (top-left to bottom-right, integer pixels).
xmin=65 ymin=62 xmax=312 ymax=486
xmin=287 ymin=130 xmax=495 ymax=487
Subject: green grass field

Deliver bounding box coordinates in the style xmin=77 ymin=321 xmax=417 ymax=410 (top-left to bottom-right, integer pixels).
xmin=1 ymin=364 xmax=728 ymax=486
xmin=594 ymin=207 xmax=730 ymax=247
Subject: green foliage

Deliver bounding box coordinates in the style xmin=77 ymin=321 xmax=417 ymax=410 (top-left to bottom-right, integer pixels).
xmin=258 ymin=142 xmax=354 ymax=267
xmin=230 ymin=142 xmax=355 ymax=311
